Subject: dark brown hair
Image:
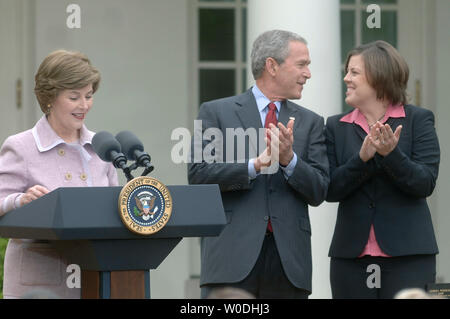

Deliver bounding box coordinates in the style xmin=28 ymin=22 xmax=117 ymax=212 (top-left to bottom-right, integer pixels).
xmin=345 ymin=40 xmax=409 ymax=105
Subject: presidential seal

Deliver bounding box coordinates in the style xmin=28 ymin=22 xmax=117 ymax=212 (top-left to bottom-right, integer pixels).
xmin=118 ymin=176 xmax=173 ymax=235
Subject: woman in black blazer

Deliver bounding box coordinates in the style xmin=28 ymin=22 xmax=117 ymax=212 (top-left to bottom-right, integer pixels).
xmin=325 ymin=40 xmax=440 ymax=299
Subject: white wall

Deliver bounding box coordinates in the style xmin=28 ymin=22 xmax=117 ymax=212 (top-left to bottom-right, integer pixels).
xmin=34 ymin=0 xmax=191 ymax=298
xmin=434 ymin=0 xmax=450 ymax=284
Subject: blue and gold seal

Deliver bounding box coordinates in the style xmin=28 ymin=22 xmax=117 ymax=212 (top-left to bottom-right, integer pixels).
xmin=118 ymin=176 xmax=172 ymax=235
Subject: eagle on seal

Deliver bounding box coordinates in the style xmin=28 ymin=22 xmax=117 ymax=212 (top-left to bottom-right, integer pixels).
xmin=135 ymin=191 xmax=158 ymax=221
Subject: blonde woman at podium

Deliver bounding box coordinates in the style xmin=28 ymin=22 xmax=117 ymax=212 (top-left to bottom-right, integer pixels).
xmin=0 ymin=50 xmax=118 ymax=298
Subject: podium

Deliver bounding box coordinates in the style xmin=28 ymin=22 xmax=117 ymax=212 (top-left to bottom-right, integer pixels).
xmin=0 ymin=185 xmax=226 ymax=299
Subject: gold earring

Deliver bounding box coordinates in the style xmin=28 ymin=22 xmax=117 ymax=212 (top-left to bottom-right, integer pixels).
xmin=46 ymin=104 xmax=52 ymax=114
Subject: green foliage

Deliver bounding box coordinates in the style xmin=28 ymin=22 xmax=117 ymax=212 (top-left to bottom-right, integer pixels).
xmin=0 ymin=238 xmax=8 ymax=298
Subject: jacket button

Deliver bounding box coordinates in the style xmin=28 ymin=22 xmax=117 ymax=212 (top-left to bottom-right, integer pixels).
xmin=65 ymin=172 xmax=72 ymax=181
xmin=264 ymin=216 xmax=269 ymax=221
xmin=369 ymin=202 xmax=375 ymax=209
xmin=80 ymin=173 xmax=87 ymax=181
xmin=58 ymin=149 xmax=65 ymax=156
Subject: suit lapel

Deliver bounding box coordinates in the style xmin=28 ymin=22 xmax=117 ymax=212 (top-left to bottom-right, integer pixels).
xmin=352 ymin=123 xmax=366 ymax=141
xmin=279 ymin=100 xmax=300 ymax=129
xmin=235 ymin=90 xmax=262 ymax=129
xmin=386 ymin=117 xmax=403 ymax=133
xmin=235 ymin=91 xmax=302 ymax=129
xmin=268 ymin=101 xmax=300 ymax=181
xmin=235 ymin=90 xmax=263 ymax=154
xmin=234 ymin=91 xmax=302 ymax=157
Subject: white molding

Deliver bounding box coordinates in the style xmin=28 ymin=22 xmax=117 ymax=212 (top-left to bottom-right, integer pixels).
xmin=340 ymin=3 xmax=398 ymax=10
xmin=188 ymin=0 xmax=198 ymax=132
xmin=198 ymin=61 xmax=245 ymax=68
xmin=21 ymin=0 xmax=38 ymax=127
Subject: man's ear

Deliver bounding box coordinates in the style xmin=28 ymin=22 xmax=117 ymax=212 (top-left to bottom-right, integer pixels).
xmin=265 ymin=57 xmax=278 ymax=77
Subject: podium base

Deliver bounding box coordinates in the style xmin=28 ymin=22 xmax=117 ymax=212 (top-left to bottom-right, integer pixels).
xmin=82 ymin=270 xmax=150 ymax=299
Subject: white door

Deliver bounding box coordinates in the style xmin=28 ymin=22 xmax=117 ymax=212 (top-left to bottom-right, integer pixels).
xmin=0 ymin=0 xmax=26 ymax=144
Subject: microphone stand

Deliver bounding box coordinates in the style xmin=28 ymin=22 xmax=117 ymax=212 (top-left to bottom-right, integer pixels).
xmin=141 ymin=165 xmax=154 ymax=177
xmin=122 ymin=167 xmax=135 ymax=182
xmin=121 ymin=162 xmax=154 ymax=181
xmin=111 ymin=152 xmax=135 ymax=182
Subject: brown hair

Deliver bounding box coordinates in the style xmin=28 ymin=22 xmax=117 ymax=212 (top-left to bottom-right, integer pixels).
xmin=34 ymin=50 xmax=101 ymax=113
xmin=345 ymin=40 xmax=409 ymax=105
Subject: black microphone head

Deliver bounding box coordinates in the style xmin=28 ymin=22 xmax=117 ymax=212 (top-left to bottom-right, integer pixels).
xmin=92 ymin=131 xmax=123 ymax=162
xmin=115 ymin=131 xmax=144 ymax=161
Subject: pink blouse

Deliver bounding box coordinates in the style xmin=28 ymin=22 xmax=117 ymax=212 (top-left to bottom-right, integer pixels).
xmin=340 ymin=104 xmax=406 ymax=257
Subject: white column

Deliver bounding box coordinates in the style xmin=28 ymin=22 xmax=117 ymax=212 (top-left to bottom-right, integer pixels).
xmin=247 ymin=0 xmax=341 ymax=299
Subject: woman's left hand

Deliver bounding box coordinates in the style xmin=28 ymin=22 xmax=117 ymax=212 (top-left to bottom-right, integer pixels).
xmin=368 ymin=122 xmax=402 ymax=156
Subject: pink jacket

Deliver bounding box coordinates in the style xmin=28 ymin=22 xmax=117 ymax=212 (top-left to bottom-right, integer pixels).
xmin=0 ymin=115 xmax=118 ymax=298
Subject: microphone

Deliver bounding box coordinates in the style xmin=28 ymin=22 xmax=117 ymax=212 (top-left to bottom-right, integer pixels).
xmin=92 ymin=131 xmax=128 ymax=170
xmin=115 ymin=131 xmax=154 ymax=174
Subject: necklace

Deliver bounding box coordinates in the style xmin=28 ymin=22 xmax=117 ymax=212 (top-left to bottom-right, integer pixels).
xmin=368 ymin=113 xmax=386 ymax=129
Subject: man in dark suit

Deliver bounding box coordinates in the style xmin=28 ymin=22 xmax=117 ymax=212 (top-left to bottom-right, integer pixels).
xmin=188 ymin=30 xmax=329 ymax=298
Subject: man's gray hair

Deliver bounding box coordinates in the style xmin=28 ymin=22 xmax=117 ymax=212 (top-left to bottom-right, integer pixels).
xmin=251 ymin=30 xmax=307 ymax=80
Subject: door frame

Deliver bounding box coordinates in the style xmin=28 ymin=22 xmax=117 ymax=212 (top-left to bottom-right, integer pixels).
xmin=0 ymin=0 xmax=36 ymax=144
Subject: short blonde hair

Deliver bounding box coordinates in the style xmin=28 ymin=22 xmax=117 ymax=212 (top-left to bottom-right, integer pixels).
xmin=34 ymin=50 xmax=101 ymax=113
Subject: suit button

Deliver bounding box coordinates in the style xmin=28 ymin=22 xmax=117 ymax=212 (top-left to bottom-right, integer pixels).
xmin=80 ymin=173 xmax=87 ymax=181
xmin=264 ymin=216 xmax=269 ymax=221
xmin=65 ymin=172 xmax=72 ymax=181
xmin=369 ymin=202 xmax=375 ymax=209
xmin=58 ymin=149 xmax=65 ymax=156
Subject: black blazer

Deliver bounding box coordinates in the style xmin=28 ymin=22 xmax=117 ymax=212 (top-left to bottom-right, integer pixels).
xmin=325 ymin=104 xmax=440 ymax=258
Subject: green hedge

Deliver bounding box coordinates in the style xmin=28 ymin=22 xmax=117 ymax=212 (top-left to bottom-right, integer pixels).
xmin=0 ymin=238 xmax=8 ymax=298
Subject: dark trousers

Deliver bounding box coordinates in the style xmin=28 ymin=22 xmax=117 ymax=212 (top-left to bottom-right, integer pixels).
xmin=201 ymin=233 xmax=310 ymax=299
xmin=330 ymin=255 xmax=436 ymax=299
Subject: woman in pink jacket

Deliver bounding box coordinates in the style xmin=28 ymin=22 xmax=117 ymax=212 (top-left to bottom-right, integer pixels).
xmin=0 ymin=50 xmax=118 ymax=298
